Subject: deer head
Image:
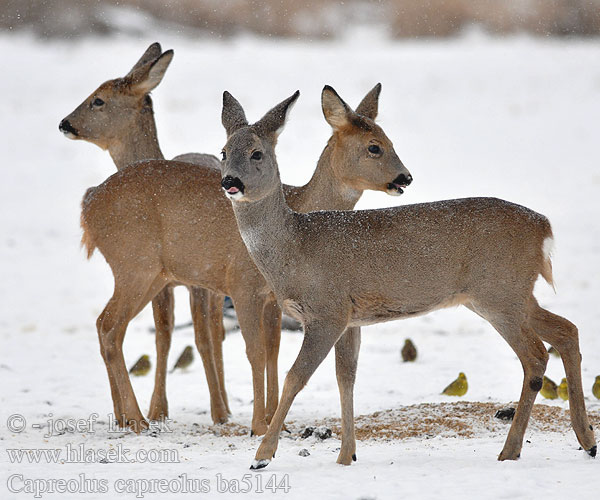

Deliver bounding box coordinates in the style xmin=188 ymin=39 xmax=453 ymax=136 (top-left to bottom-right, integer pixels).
xmin=59 ymin=43 xmax=173 ymax=151
xmin=322 ymin=84 xmax=412 ymax=196
xmin=220 ymin=90 xmax=300 ymax=203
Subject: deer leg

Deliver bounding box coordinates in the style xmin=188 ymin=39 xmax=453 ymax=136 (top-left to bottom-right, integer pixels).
xmin=233 ymin=294 xmax=269 ymax=436
xmin=528 ymin=300 xmax=596 ymax=456
xmin=189 ymin=287 xmax=229 ymax=424
xmin=334 ymin=326 xmax=361 ymax=465
xmin=148 ymin=286 xmax=174 ymax=421
xmin=96 ymin=307 xmax=124 ymax=423
xmin=208 ymin=292 xmax=230 ymax=415
xmin=97 ymin=273 xmax=168 ymax=432
xmin=497 ymin=325 xmax=547 ymax=461
xmin=262 ymin=294 xmax=282 ymax=423
xmin=469 ymin=303 xmax=548 ymax=460
xmin=97 ymin=298 xmax=146 ymax=430
xmin=251 ymin=320 xmax=346 ymax=469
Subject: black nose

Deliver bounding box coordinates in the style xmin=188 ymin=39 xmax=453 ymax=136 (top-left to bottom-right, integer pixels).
xmin=221 ymin=175 xmax=245 ymax=193
xmin=59 ymin=119 xmax=78 ymax=136
xmin=393 ymin=173 xmax=412 ymax=187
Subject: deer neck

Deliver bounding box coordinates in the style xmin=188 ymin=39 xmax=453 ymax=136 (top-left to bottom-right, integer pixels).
xmin=230 ymin=183 xmax=295 ymax=281
xmin=294 ymin=137 xmax=362 ymax=211
xmin=108 ymin=109 xmax=164 ymax=170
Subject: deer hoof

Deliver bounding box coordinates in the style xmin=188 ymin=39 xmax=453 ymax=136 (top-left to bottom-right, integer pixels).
xmin=336 ymin=452 xmax=355 ymax=465
xmin=250 ymin=459 xmax=271 ymax=470
xmin=147 ymin=409 xmax=168 ymax=422
xmin=250 ymin=421 xmax=268 ymax=437
xmin=212 ymin=413 xmax=229 ymax=425
xmin=127 ymin=418 xmax=149 ymax=434
xmin=497 ymin=450 xmax=520 ymax=461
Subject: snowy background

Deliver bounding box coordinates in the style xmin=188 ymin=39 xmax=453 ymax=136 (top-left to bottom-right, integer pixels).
xmin=1 ymin=18 xmax=599 ymax=500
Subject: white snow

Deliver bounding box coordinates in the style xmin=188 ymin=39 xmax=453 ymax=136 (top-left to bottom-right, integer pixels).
xmin=1 ymin=31 xmax=599 ymax=499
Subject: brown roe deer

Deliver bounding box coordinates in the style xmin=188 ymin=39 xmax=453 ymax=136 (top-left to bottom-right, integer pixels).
xmin=78 ymin=84 xmax=412 ymax=434
xmin=59 ymin=43 xmax=229 ymax=425
xmin=217 ymin=91 xmax=597 ymax=468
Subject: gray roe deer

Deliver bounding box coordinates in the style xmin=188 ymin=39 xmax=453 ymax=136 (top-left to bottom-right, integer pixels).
xmin=78 ymin=84 xmax=412 ymax=434
xmin=59 ymin=43 xmax=230 ymax=425
xmin=218 ymin=91 xmax=597 ymax=468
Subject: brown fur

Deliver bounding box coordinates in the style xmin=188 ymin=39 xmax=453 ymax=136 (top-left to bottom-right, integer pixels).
xmin=80 ymin=206 xmax=96 ymax=260
xmin=541 ymin=255 xmax=554 ymax=288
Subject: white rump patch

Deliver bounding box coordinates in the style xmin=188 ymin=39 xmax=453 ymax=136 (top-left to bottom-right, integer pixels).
xmin=542 ymin=236 xmax=554 ymax=260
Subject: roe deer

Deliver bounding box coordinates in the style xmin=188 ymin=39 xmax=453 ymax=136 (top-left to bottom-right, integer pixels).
xmin=79 ymin=85 xmax=412 ymax=434
xmin=60 ymin=42 xmax=229 ymax=425
xmin=218 ymin=91 xmax=597 ymax=467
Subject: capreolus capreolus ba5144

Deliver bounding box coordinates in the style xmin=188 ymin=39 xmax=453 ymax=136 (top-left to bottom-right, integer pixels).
xmin=219 ymin=90 xmax=597 ymax=468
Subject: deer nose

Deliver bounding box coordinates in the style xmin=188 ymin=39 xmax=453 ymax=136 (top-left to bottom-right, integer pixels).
xmin=59 ymin=119 xmax=78 ymax=136
xmin=221 ymin=175 xmax=245 ymax=194
xmin=394 ymin=173 xmax=412 ymax=187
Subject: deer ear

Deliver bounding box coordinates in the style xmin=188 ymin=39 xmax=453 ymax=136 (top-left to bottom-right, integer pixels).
xmin=129 ymin=50 xmax=174 ymax=95
xmin=322 ymin=85 xmax=353 ymax=130
xmin=355 ymin=83 xmax=381 ymax=120
xmin=254 ymin=91 xmax=300 ymax=140
xmin=126 ymin=42 xmax=162 ymax=76
xmin=222 ymin=91 xmax=249 ymax=137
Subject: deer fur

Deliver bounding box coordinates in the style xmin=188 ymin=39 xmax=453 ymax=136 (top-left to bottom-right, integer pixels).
xmin=77 ymin=79 xmax=412 ymax=434
xmin=60 ymin=43 xmax=229 ymax=425
xmin=218 ymin=91 xmax=597 ymax=468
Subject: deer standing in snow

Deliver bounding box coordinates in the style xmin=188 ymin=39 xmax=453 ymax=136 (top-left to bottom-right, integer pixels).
xmin=76 ymin=75 xmax=412 ymax=434
xmin=218 ymin=91 xmax=596 ymax=467
xmin=60 ymin=43 xmax=229 ymax=424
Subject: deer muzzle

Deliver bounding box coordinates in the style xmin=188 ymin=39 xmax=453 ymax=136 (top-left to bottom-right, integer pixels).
xmin=221 ymin=175 xmax=245 ymax=200
xmin=386 ymin=173 xmax=413 ymax=196
xmin=59 ymin=119 xmax=79 ymax=138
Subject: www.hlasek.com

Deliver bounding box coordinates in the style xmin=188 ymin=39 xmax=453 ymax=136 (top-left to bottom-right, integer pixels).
xmin=7 ymin=473 xmax=291 ymax=498
xmin=6 ymin=443 xmax=179 ymax=464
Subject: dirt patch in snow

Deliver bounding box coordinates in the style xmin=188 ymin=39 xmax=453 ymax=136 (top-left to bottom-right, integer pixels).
xmin=182 ymin=402 xmax=600 ymax=442
xmin=185 ymin=421 xmax=251 ymax=437
xmin=288 ymin=402 xmax=600 ymax=441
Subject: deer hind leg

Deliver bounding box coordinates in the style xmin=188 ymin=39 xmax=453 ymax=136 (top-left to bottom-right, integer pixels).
xmin=334 ymin=326 xmax=361 ymax=465
xmin=97 ymin=272 xmax=169 ymax=432
xmin=189 ymin=287 xmax=228 ymax=424
xmin=208 ymin=292 xmax=230 ymax=415
xmin=233 ymin=293 xmax=269 ymax=436
xmin=97 ymin=297 xmax=145 ymax=430
xmin=468 ymin=301 xmax=548 ymax=461
xmin=96 ymin=308 xmax=124 ymax=422
xmin=528 ymin=299 xmax=596 ymax=456
xmin=252 ymin=319 xmax=347 ymax=469
xmin=148 ymin=285 xmax=174 ymax=421
xmin=262 ymin=294 xmax=282 ymax=424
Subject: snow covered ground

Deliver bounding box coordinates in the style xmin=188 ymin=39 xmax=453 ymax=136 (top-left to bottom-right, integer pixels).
xmin=1 ymin=31 xmax=599 ymax=499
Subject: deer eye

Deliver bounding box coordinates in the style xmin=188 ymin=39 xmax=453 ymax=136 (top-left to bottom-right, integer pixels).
xmin=368 ymin=144 xmax=381 ymax=155
xmin=92 ymin=97 xmax=105 ymax=107
xmin=221 ymin=150 xmax=227 ymax=161
xmin=251 ymin=151 xmax=263 ymax=161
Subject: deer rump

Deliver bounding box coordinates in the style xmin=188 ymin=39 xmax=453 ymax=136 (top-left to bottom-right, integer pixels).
xmin=80 ymin=161 xmax=233 ymax=283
